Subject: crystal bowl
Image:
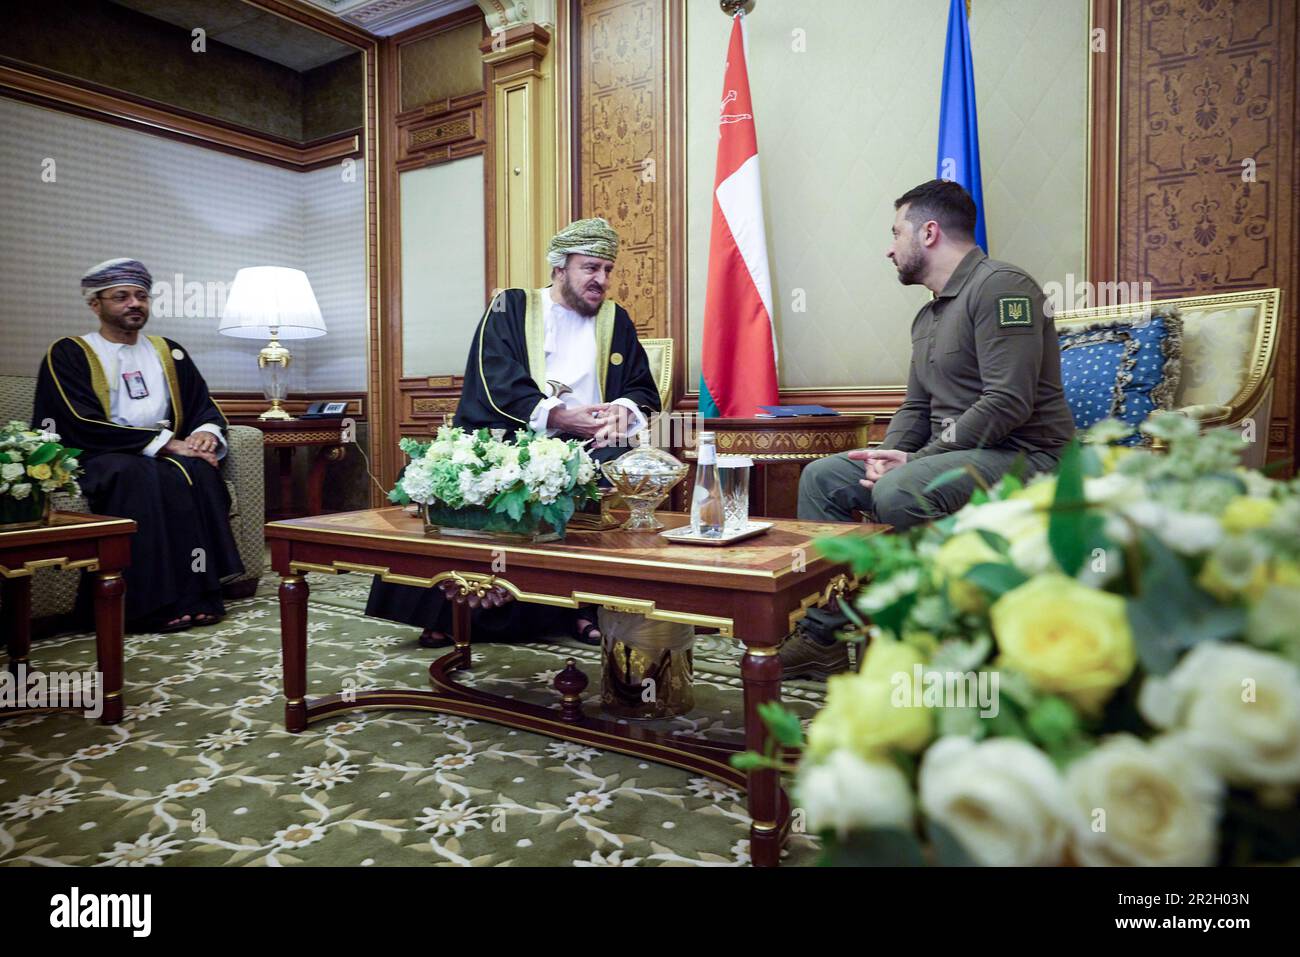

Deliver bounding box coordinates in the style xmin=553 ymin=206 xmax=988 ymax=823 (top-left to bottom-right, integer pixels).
xmin=600 ymin=445 xmax=689 ymax=530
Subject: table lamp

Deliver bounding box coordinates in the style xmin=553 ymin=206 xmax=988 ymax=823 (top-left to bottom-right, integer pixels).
xmin=218 ymin=266 xmax=327 ymax=420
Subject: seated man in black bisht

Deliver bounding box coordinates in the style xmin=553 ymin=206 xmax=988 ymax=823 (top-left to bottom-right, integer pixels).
xmin=33 ymin=258 xmax=243 ymax=632
xmin=367 ymin=217 xmax=661 ymax=647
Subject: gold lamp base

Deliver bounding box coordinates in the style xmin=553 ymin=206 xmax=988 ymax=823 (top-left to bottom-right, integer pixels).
xmin=257 ymin=332 xmax=293 ymax=421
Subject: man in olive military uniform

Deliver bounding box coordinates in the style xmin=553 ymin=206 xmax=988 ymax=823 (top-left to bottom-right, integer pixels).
xmin=783 ymin=179 xmax=1076 ymax=679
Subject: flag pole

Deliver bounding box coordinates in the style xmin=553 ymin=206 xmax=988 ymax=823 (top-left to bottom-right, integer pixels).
xmin=719 ymin=0 xmax=754 ymax=16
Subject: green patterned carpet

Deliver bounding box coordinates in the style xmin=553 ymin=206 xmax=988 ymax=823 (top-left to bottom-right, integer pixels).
xmin=1 ymin=574 xmax=824 ymax=867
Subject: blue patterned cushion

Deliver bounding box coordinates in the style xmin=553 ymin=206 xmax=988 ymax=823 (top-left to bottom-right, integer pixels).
xmin=1058 ymin=311 xmax=1183 ymax=445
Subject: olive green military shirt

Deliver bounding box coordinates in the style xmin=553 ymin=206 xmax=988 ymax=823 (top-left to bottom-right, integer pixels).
xmin=883 ymin=248 xmax=1077 ymax=459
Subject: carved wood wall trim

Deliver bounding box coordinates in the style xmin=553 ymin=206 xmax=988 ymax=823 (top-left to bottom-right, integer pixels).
xmin=573 ymin=0 xmax=674 ymax=345
xmin=378 ymin=7 xmax=495 ymax=490
xmin=394 ymin=93 xmax=488 ymax=171
xmin=1113 ymin=0 xmax=1298 ymax=471
xmin=214 ymin=392 xmax=367 ymax=426
xmin=0 ymin=62 xmax=362 ymax=171
xmin=397 ymin=376 xmax=466 ymax=434
xmin=1087 ymin=0 xmax=1121 ymax=283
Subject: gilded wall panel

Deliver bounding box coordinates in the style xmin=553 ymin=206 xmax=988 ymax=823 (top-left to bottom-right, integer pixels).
xmin=1119 ymin=0 xmax=1297 ymax=465
xmin=577 ymin=0 xmax=667 ymax=339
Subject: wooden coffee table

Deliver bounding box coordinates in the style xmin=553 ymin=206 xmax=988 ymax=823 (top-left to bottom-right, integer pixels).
xmin=1 ymin=512 xmax=135 ymax=724
xmin=265 ymin=506 xmax=886 ymax=867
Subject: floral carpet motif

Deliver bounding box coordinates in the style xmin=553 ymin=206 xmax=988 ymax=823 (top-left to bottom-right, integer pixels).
xmin=1 ymin=574 xmax=824 ymax=867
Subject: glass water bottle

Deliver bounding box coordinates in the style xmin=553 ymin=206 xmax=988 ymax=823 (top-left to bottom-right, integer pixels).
xmin=690 ymin=431 xmax=725 ymax=537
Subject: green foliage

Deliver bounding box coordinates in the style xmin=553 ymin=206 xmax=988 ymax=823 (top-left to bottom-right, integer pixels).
xmin=1047 ymin=439 xmax=1107 ymax=576
xmin=963 ymin=562 xmax=1028 ymax=599
xmin=1126 ymin=532 xmax=1246 ymax=674
xmin=26 ymin=442 xmax=60 ymax=466
xmin=758 ymin=701 xmax=805 ymax=748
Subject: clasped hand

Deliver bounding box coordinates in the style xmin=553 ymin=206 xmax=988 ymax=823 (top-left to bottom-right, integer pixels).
xmin=847 ymin=448 xmax=908 ymax=489
xmin=548 ymin=402 xmax=633 ymax=447
xmin=164 ymin=433 xmax=219 ymax=467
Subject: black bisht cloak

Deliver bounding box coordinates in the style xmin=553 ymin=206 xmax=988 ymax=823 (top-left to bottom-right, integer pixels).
xmin=366 ymin=287 xmax=661 ymax=638
xmin=33 ymin=334 xmax=244 ymax=625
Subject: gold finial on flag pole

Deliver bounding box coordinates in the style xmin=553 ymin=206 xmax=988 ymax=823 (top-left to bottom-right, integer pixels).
xmin=967 ymin=0 xmax=972 ymax=18
xmin=720 ymin=0 xmax=755 ymax=15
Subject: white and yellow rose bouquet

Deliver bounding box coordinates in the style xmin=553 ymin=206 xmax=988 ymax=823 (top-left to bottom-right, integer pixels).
xmin=740 ymin=413 xmax=1300 ymax=866
xmin=0 ymin=420 xmax=83 ymax=527
xmin=389 ymin=425 xmax=599 ymax=538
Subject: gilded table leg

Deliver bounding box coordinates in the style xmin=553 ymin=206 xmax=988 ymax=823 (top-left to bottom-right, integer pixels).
xmin=92 ymin=572 xmax=125 ymax=724
xmin=741 ymin=642 xmax=783 ymax=868
xmin=451 ymin=600 xmax=472 ymax=671
xmin=280 ymin=574 xmax=309 ymax=732
xmin=3 ymin=575 xmax=32 ymax=678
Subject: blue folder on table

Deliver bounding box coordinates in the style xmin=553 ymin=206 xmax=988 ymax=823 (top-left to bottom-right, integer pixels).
xmin=757 ymin=405 xmax=840 ymax=417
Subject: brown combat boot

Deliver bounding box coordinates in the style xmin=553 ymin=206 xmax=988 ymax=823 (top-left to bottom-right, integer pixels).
xmin=777 ymin=630 xmax=851 ymax=681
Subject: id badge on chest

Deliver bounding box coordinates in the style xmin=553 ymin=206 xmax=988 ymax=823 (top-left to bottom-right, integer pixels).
xmin=122 ymin=370 xmax=150 ymax=400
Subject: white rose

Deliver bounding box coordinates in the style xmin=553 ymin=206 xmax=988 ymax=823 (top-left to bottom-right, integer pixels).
xmin=918 ymin=735 xmax=1072 ymax=866
xmin=952 ymin=499 xmax=1037 ymax=535
xmin=1007 ymin=524 xmax=1054 ymax=576
xmin=451 ymin=447 xmax=480 ymax=467
xmin=1116 ymin=502 xmax=1223 ymax=555
xmin=1139 ymin=643 xmax=1300 ymax=787
xmin=1084 ymin=472 xmax=1146 ymax=507
xmin=1066 ymin=734 xmax=1222 ymax=866
xmin=797 ymin=750 xmax=914 ymax=836
xmin=1 ymin=463 xmax=23 ymax=482
xmin=400 ymin=460 xmax=435 ymax=503
xmin=458 ymin=470 xmax=488 ymax=506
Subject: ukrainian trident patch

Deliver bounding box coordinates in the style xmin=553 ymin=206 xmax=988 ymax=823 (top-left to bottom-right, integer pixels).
xmin=998 ymin=296 xmax=1033 ymax=328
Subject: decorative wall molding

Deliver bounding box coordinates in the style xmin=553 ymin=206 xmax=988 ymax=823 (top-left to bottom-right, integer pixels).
xmin=1103 ymin=0 xmax=1298 ymax=471
xmin=573 ymin=0 xmax=680 ymax=352
xmin=0 ymin=62 xmax=361 ymax=172
xmin=214 ymin=392 xmax=367 ymax=426
xmin=398 ymin=376 xmax=465 ymax=432
xmin=377 ymin=6 xmax=495 ymax=490
xmin=477 ymin=0 xmax=556 ymax=30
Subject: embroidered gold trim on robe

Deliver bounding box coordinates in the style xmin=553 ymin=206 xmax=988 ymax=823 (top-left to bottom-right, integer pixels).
xmin=148 ymin=335 xmax=184 ymax=434
xmin=69 ymin=336 xmax=113 ymax=418
xmin=525 ymin=287 xmax=617 ymax=403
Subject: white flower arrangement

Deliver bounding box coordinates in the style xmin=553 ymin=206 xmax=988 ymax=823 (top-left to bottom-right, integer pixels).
xmin=0 ymin=420 xmax=82 ymax=520
xmin=390 ymin=425 xmax=599 ymax=531
xmin=742 ymin=413 xmax=1300 ymax=866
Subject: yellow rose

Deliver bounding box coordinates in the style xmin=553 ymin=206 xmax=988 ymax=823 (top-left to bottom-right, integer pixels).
xmin=990 ymin=575 xmax=1136 ymax=715
xmin=26 ymin=464 xmax=52 ymax=480
xmin=1199 ymin=549 xmax=1300 ymax=603
xmin=934 ymin=532 xmax=1004 ymax=614
xmin=1011 ymin=476 xmax=1056 ymax=510
xmin=1220 ymin=496 xmax=1277 ymax=534
xmin=1099 ymin=446 xmax=1136 ymax=473
xmin=806 ymin=640 xmax=933 ymax=760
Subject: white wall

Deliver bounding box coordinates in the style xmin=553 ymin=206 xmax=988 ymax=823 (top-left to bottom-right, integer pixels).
xmin=685 ymin=0 xmax=1089 ymax=391
xmin=399 ymin=154 xmax=487 ymax=377
xmin=0 ymin=97 xmax=367 ymax=394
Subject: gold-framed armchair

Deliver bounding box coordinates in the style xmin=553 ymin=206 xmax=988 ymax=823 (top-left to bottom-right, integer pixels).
xmin=1055 ymin=288 xmax=1281 ymax=468
xmin=639 ymin=337 xmax=675 ymax=411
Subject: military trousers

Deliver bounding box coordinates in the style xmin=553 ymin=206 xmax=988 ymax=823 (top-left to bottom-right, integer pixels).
xmin=797 ymin=447 xmax=1062 ymax=531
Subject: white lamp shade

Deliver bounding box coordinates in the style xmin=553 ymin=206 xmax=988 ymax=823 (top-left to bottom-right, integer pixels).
xmin=219 ymin=266 xmax=327 ymax=340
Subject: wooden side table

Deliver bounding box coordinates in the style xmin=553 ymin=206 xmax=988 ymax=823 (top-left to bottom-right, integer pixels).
xmin=255 ymin=419 xmax=350 ymax=519
xmin=1 ymin=512 xmax=135 ymax=724
xmin=676 ymin=415 xmax=874 ymax=518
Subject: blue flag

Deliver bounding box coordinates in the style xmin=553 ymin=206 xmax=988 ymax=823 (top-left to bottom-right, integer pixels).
xmin=937 ymin=0 xmax=987 ymax=251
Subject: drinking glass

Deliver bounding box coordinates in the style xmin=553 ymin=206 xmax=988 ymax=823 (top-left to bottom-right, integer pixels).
xmin=716 ymin=456 xmax=752 ymax=533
